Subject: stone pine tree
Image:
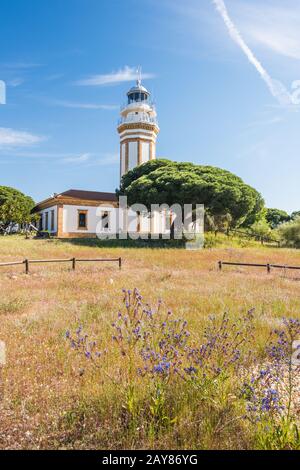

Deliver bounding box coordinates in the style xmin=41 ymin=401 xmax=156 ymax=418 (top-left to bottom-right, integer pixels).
xmin=0 ymin=186 xmax=35 ymax=232
xmin=265 ymin=208 xmax=290 ymax=229
xmin=117 ymin=159 xmax=264 ymax=232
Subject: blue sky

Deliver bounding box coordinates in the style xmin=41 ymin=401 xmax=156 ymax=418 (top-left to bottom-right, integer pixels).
xmin=0 ymin=0 xmax=299 ymax=213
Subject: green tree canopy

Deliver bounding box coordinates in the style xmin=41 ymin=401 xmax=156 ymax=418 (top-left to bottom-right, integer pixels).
xmin=250 ymin=219 xmax=272 ymax=239
xmin=278 ymin=217 xmax=300 ymax=248
xmin=291 ymin=211 xmax=300 ymax=221
xmin=0 ymin=186 xmax=35 ymax=230
xmin=265 ymin=208 xmax=290 ymax=229
xmin=118 ymin=159 xmax=264 ymax=228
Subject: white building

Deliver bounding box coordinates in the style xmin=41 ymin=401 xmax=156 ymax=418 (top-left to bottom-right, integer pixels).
xmin=33 ymin=79 xmax=175 ymax=239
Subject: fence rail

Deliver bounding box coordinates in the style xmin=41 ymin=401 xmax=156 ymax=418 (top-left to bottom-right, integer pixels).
xmin=0 ymin=257 xmax=122 ymax=274
xmin=227 ymin=229 xmax=280 ymax=246
xmin=218 ymin=261 xmax=300 ymax=273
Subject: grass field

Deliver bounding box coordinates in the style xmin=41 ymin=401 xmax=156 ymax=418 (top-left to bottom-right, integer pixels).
xmin=0 ymin=236 xmax=299 ymax=450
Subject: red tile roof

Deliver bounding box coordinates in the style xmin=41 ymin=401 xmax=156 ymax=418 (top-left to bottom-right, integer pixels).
xmin=60 ymin=189 xmax=117 ymax=202
xmin=32 ymin=189 xmax=118 ymax=212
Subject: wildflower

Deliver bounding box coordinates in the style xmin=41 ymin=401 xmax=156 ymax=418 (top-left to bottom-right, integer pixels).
xmin=184 ymin=366 xmax=198 ymax=375
xmin=153 ymin=360 xmax=171 ymax=374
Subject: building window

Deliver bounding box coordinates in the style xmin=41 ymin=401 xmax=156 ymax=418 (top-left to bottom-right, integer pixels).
xmin=51 ymin=210 xmax=55 ymax=232
xmin=39 ymin=214 xmax=43 ymax=231
xmin=101 ymin=211 xmax=110 ymax=231
xmin=45 ymin=212 xmax=49 ymax=231
xmin=136 ymin=211 xmax=141 ymax=233
xmin=78 ymin=210 xmax=88 ymax=230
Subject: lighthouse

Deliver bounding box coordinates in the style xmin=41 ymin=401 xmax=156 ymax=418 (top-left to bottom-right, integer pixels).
xmin=117 ymin=75 xmax=159 ymax=179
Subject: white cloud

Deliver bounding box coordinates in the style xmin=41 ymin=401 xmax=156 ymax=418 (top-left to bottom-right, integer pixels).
xmin=62 ymin=152 xmax=118 ymax=166
xmin=0 ymin=149 xmax=118 ymax=167
xmin=47 ymin=99 xmax=118 ymax=110
xmin=85 ymin=153 xmax=119 ymax=167
xmin=7 ymin=78 xmax=25 ymax=87
xmin=211 ymin=0 xmax=295 ymax=106
xmin=1 ymin=62 xmax=42 ymax=70
xmin=231 ymin=1 xmax=300 ymax=61
xmin=75 ymin=66 xmax=155 ymax=86
xmin=0 ymin=127 xmax=45 ymax=148
xmin=248 ymin=29 xmax=300 ymax=61
xmin=62 ymin=153 xmax=91 ymax=163
xmin=0 ymin=151 xmax=72 ymax=158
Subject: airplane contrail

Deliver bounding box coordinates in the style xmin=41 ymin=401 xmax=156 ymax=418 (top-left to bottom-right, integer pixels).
xmin=211 ymin=0 xmax=294 ymax=106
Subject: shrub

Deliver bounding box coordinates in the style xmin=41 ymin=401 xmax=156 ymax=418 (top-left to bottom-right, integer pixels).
xmin=278 ymin=217 xmax=300 ymax=248
xmin=266 ymin=208 xmax=290 ymax=229
xmin=250 ymin=219 xmax=272 ymax=240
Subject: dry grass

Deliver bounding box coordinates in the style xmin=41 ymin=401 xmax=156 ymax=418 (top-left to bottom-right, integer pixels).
xmin=0 ymin=236 xmax=299 ymax=449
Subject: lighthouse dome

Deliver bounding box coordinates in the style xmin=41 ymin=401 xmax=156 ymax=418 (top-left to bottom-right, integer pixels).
xmin=127 ymin=81 xmax=150 ymax=104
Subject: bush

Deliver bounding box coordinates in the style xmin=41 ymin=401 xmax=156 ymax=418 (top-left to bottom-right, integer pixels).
xmin=266 ymin=208 xmax=290 ymax=229
xmin=278 ymin=217 xmax=300 ymax=248
xmin=250 ymin=219 xmax=272 ymax=240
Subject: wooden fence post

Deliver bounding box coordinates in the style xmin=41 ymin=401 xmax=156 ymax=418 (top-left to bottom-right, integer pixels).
xmin=119 ymin=257 xmax=122 ymax=270
xmin=72 ymin=257 xmax=76 ymax=270
xmin=267 ymin=264 xmax=271 ymax=274
xmin=218 ymin=261 xmax=222 ymax=271
xmin=24 ymin=259 xmax=29 ymax=274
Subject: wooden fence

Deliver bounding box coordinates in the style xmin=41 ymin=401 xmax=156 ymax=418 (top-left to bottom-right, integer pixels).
xmin=218 ymin=260 xmax=300 ymax=274
xmin=227 ymin=229 xmax=280 ymax=247
xmin=0 ymin=257 xmax=122 ymax=274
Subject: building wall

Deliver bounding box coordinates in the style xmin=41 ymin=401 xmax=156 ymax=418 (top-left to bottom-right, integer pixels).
xmin=36 ymin=204 xmax=176 ymax=238
xmin=119 ymin=128 xmax=157 ymax=144
xmin=39 ymin=205 xmax=57 ymax=233
xmin=141 ymin=141 xmax=150 ymax=163
xmin=60 ymin=205 xmax=170 ymax=237
xmin=119 ymin=125 xmax=158 ymax=177
xmin=128 ymin=141 xmax=138 ymax=170
xmin=62 ymin=204 xmax=118 ymax=235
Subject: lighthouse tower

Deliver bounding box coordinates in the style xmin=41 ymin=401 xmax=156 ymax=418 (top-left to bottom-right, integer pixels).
xmin=117 ymin=75 xmax=159 ymax=179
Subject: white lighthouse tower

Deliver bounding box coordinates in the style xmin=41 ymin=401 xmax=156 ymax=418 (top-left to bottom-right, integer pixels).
xmin=117 ymin=73 xmax=159 ymax=179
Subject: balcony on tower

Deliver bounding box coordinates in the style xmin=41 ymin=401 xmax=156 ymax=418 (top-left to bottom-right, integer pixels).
xmin=118 ymin=112 xmax=158 ymax=126
xmin=118 ymin=79 xmax=159 ymax=129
